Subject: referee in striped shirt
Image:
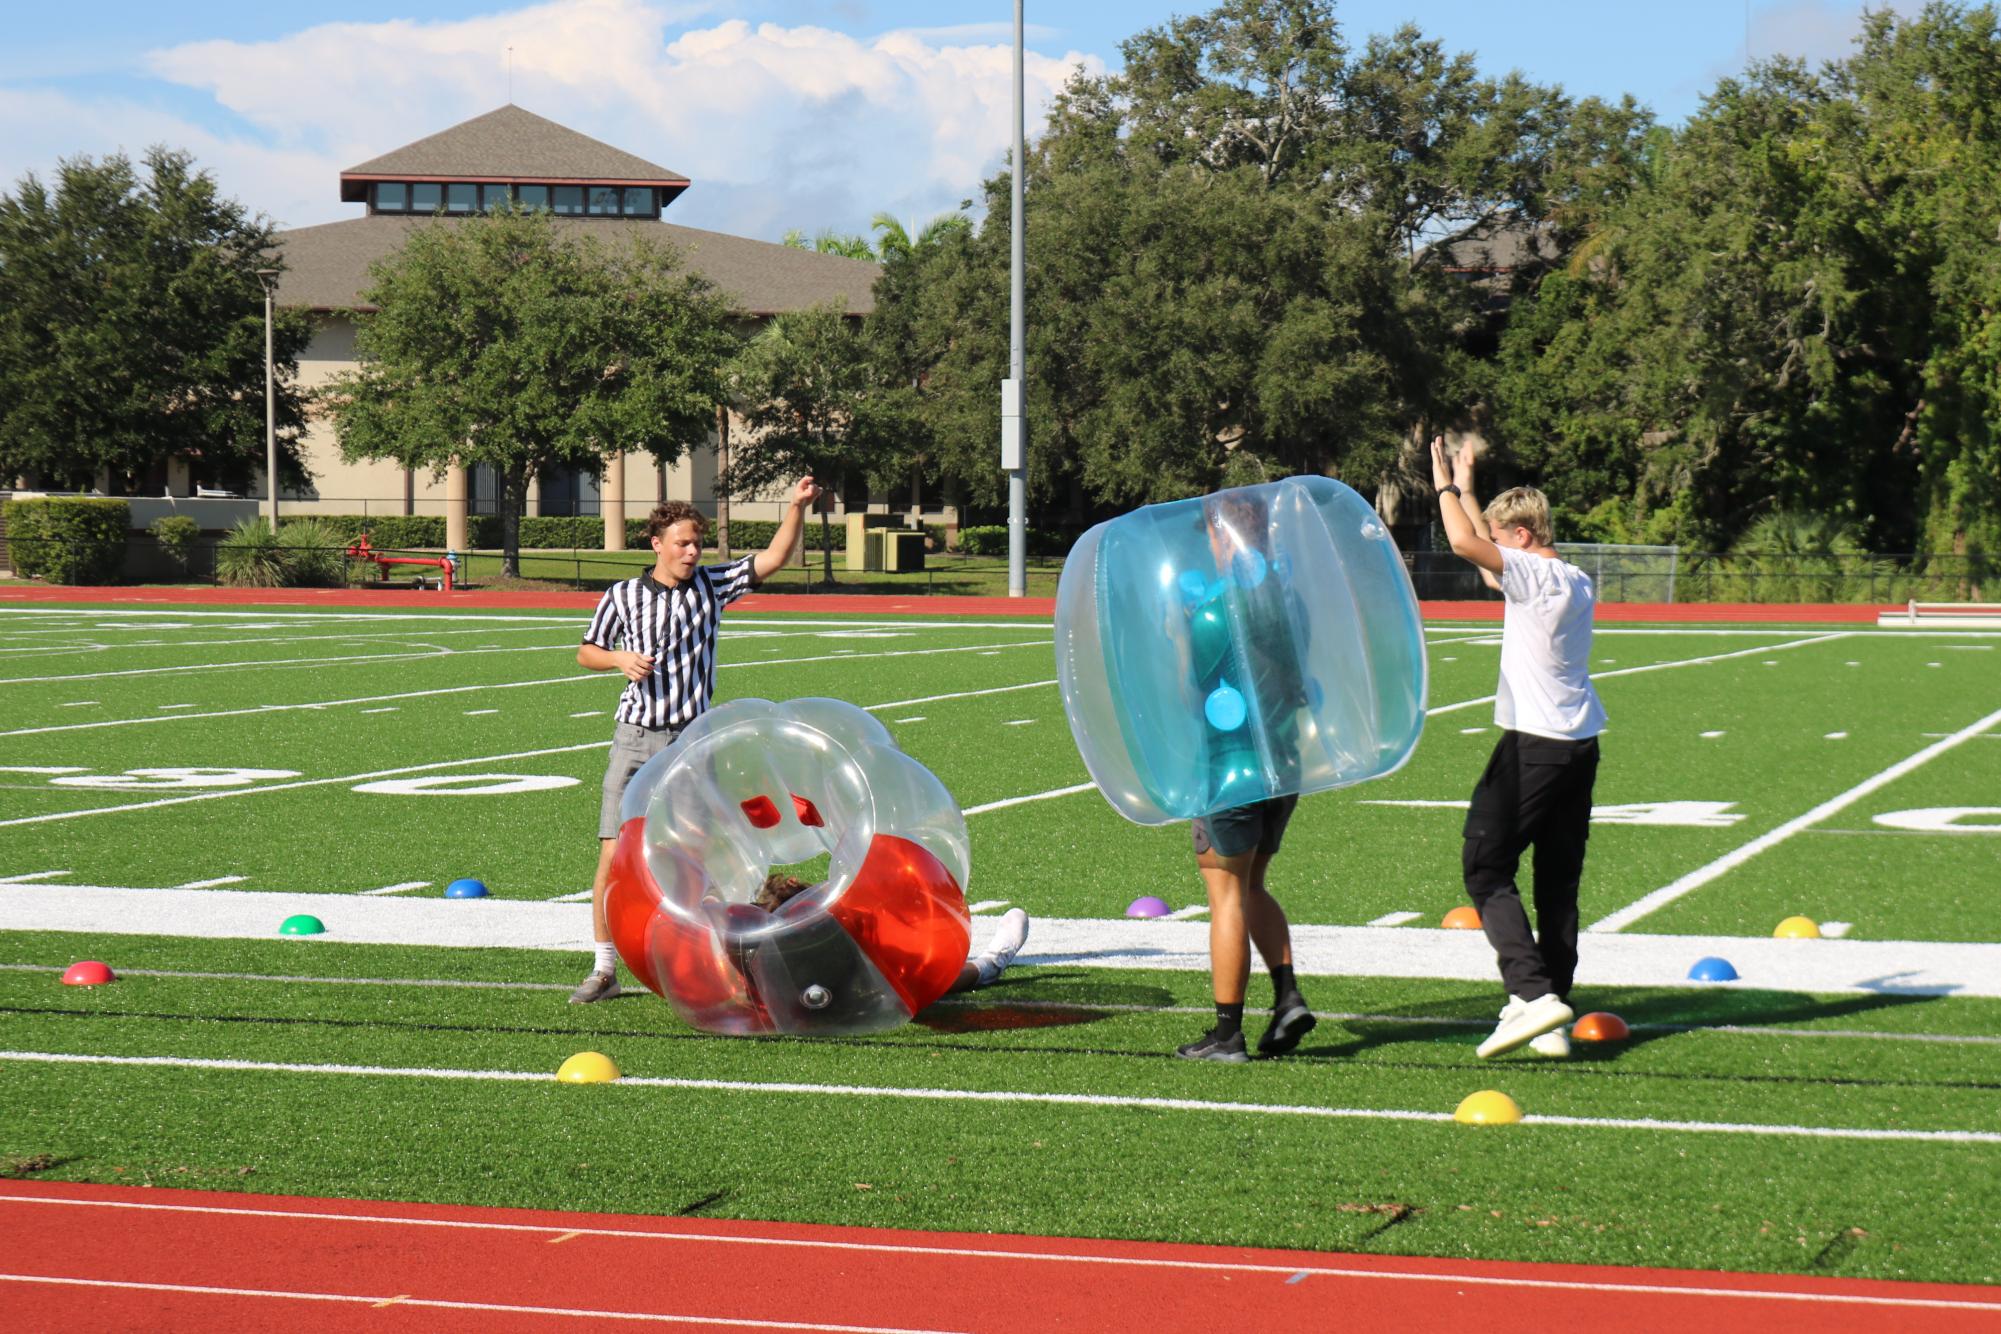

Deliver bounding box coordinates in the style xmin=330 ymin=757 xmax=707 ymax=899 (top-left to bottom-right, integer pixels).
xmin=570 ymin=475 xmax=820 ymax=1003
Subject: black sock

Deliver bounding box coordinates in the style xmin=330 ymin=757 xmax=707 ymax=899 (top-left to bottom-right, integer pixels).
xmin=1212 ymin=1002 xmax=1244 ymax=1039
xmin=1269 ymin=964 xmax=1300 ymax=1006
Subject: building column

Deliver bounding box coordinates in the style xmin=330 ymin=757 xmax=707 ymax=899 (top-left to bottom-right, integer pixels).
xmin=603 ymin=452 xmax=626 ymax=551
xmin=445 ymin=462 xmax=469 ymax=553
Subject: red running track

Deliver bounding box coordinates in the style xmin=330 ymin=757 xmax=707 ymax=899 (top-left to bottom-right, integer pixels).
xmin=0 ymin=582 xmax=1899 ymax=623
xmin=3 ymin=1182 xmax=1997 ymax=1333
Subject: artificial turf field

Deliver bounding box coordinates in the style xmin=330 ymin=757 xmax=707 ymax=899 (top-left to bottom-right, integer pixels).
xmin=0 ymin=599 xmax=1996 ymax=1289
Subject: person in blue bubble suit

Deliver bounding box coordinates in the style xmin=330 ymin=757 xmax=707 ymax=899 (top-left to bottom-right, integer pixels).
xmin=1172 ymin=489 xmax=1317 ymax=1064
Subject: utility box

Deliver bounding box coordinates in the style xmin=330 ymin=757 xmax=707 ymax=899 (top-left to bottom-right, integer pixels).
xmin=845 ymin=513 xmax=879 ymax=571
xmin=875 ymin=528 xmax=926 ymax=573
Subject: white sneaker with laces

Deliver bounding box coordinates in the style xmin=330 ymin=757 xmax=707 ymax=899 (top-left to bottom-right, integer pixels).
xmin=1477 ymin=992 xmax=1573 ymax=1058
xmin=1528 ymin=1028 xmax=1571 ymax=1058
xmin=973 ymin=908 xmax=1030 ymax=987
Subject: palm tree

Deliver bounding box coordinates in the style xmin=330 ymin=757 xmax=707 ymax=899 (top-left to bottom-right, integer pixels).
xmin=869 ymin=211 xmax=972 ymax=263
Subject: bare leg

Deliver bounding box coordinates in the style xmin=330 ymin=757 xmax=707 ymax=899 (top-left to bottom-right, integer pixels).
xmin=1197 ymin=847 xmax=1256 ymax=1004
xmin=1243 ymin=850 xmax=1293 ymax=972
xmin=590 ymin=837 xmax=618 ymax=942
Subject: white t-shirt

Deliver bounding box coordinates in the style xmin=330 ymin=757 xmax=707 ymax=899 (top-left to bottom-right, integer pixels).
xmin=1494 ymin=546 xmax=1607 ymax=741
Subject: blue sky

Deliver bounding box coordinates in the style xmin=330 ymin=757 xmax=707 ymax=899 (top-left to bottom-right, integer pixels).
xmin=0 ymin=2 xmax=1911 ymax=242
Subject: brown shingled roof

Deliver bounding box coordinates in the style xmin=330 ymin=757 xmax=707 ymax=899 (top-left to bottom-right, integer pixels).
xmin=340 ymin=105 xmax=689 ymax=202
xmin=273 ymin=215 xmax=880 ymax=317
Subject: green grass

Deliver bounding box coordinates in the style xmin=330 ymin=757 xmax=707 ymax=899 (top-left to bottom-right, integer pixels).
xmin=1 ymin=603 xmax=1998 ymax=1283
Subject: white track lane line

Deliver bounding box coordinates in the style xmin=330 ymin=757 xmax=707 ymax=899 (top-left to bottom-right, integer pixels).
xmin=1 ymin=1209 xmax=1997 ymax=1316
xmin=1590 ymin=703 xmax=2001 ymax=933
xmin=2 ymin=1050 xmax=1996 ymax=1145
xmin=0 ymin=1275 xmax=954 ymax=1333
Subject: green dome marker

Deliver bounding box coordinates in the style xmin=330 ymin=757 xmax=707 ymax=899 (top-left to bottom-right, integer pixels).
xmin=279 ymin=914 xmax=326 ymax=936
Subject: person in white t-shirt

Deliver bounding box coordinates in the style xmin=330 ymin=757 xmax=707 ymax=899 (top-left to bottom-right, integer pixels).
xmin=1430 ymin=437 xmax=1606 ymax=1060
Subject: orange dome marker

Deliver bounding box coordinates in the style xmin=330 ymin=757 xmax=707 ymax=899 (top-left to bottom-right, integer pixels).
xmin=1441 ymin=906 xmax=1482 ymax=930
xmin=1571 ymin=1011 xmax=1630 ymax=1042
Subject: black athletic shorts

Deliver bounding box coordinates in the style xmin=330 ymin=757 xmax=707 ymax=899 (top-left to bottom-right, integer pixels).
xmin=1191 ymin=794 xmax=1300 ymax=859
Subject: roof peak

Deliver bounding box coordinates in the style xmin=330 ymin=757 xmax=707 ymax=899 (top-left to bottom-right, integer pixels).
xmin=341 ymin=106 xmax=688 ymax=193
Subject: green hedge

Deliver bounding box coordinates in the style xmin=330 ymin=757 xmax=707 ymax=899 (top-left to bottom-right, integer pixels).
xmin=4 ymin=498 xmax=130 ymax=584
xmin=280 ymin=513 xmax=949 ymax=555
xmin=283 ymin=515 xmax=445 ymax=549
xmin=957 ymin=525 xmax=1070 ymax=558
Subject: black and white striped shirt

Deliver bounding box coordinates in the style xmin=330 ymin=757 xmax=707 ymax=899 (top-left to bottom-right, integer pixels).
xmin=583 ymin=558 xmax=756 ymax=730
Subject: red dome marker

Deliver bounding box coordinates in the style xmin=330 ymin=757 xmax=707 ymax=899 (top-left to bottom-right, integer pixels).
xmin=62 ymin=961 xmax=116 ymax=986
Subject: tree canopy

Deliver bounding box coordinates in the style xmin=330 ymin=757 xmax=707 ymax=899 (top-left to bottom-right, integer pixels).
xmin=0 ymin=147 xmax=311 ymax=492
xmin=326 ymin=207 xmax=741 ymax=575
xmin=873 ymin=0 xmax=1649 ymax=517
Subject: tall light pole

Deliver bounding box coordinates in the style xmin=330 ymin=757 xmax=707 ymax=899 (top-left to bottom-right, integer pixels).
xmin=256 ymin=268 xmax=281 ymax=530
xmin=1002 ymin=0 xmax=1027 ymax=597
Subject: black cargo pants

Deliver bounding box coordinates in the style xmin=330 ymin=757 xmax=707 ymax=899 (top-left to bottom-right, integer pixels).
xmin=1461 ymin=730 xmax=1601 ymax=1001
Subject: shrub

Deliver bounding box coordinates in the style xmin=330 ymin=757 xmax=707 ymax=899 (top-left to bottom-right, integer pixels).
xmin=216 ymin=518 xmax=287 ymax=587
xmin=3 ymin=498 xmax=130 ymax=585
xmin=278 ymin=518 xmax=351 ymax=587
xmin=956 ymin=525 xmax=1070 ymax=558
xmin=149 ymin=514 xmax=203 ymax=577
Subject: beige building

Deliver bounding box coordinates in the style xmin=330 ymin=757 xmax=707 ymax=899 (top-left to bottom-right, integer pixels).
xmin=259 ymin=105 xmax=943 ymax=549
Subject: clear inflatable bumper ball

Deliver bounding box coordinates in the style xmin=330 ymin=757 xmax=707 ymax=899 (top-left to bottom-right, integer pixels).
xmin=606 ymin=698 xmax=972 ymax=1035
xmin=1055 ymin=475 xmax=1427 ymax=823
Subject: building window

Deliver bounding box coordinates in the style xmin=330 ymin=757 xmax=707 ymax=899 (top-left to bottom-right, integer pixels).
xmin=539 ymin=467 xmax=602 ymax=517
xmin=411 ymin=182 xmax=443 ymax=213
xmin=841 ymin=473 xmax=870 ymax=512
xmin=587 ymin=186 xmax=622 ymax=216
xmin=446 ymin=182 xmax=478 ymax=213
xmin=552 ymin=186 xmax=584 ymax=215
xmin=622 ymin=188 xmax=652 ymax=216
xmin=481 ymin=183 xmax=512 ymax=212
xmin=375 ymin=182 xmax=408 ymax=213
xmin=517 ymin=184 xmax=550 ymax=212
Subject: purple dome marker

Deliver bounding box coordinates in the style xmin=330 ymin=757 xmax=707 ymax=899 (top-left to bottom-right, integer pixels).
xmin=1126 ymin=895 xmax=1172 ymax=919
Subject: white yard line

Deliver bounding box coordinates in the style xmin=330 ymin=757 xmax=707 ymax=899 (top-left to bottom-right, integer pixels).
xmin=0 ymin=639 xmax=1051 ymax=740
xmin=864 ymin=680 xmax=1056 ymax=712
xmin=1 ymin=1049 xmax=1994 ymax=1147
xmin=359 ymin=882 xmax=431 ymax=896
xmin=960 ymin=783 xmax=1098 ymax=817
xmin=1589 ymin=704 xmax=2001 ymax=933
xmin=7 ymin=889 xmax=1996 ymax=994
xmin=172 ymin=876 xmax=246 ymax=890
xmin=0 ymin=641 xmax=582 ymax=686
xmin=0 ymin=742 xmax=613 ymax=830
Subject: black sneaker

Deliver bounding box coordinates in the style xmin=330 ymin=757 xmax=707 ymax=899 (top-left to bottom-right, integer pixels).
xmin=1257 ymin=1000 xmax=1317 ymax=1056
xmin=1176 ymin=1029 xmax=1250 ymax=1063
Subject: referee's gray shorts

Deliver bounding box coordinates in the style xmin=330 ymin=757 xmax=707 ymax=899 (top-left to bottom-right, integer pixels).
xmin=600 ymin=720 xmax=678 ymax=840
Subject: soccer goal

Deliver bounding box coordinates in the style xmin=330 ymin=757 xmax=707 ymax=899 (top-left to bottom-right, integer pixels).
xmin=1556 ymin=543 xmax=1679 ymax=603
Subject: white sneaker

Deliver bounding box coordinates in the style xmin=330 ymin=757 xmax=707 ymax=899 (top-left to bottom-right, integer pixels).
xmin=973 ymin=908 xmax=1030 ymax=987
xmin=1528 ymin=1028 xmax=1571 ymax=1058
xmin=1477 ymin=993 xmax=1573 ymax=1059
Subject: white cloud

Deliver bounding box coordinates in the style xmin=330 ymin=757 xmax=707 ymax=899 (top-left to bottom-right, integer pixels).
xmin=0 ymin=86 xmax=330 ymax=232
xmin=125 ymin=0 xmax=1100 ymax=240
xmin=1748 ymin=0 xmax=1920 ymax=67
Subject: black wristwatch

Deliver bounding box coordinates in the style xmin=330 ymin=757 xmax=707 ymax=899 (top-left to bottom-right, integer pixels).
xmin=1436 ymin=484 xmax=1462 ymax=499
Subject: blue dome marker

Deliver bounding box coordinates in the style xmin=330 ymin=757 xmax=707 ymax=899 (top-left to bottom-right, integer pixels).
xmin=1688 ymin=955 xmax=1738 ymax=982
xmin=445 ymin=878 xmax=489 ymax=900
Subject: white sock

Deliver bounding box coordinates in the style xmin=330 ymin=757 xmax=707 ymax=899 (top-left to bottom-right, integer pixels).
xmin=593 ymin=941 xmax=618 ymax=975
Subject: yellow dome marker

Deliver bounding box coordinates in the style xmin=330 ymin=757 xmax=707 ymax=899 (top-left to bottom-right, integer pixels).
xmin=1454 ymin=1090 xmax=1523 ymax=1125
xmin=556 ymin=1052 xmax=620 ymax=1084
xmin=1774 ymin=916 xmax=1821 ymax=939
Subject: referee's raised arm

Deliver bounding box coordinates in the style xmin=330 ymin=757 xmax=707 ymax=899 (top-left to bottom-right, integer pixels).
xmin=752 ymin=476 xmax=822 ymax=584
